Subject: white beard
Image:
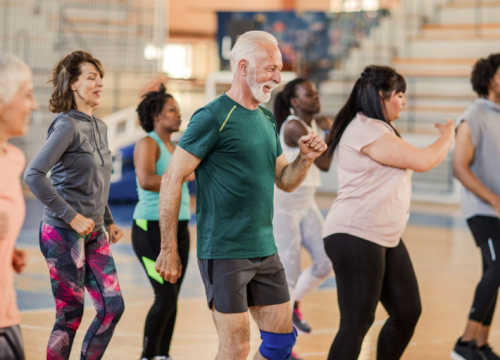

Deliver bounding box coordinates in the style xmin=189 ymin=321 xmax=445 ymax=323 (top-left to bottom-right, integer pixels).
xmin=248 ymin=68 xmax=275 ymax=104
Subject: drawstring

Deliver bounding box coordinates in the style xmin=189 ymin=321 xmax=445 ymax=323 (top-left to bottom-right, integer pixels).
xmin=90 ymin=116 xmax=105 ymax=166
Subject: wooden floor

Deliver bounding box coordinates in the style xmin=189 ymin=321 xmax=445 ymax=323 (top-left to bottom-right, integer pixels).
xmin=15 ymin=198 xmax=499 ymax=360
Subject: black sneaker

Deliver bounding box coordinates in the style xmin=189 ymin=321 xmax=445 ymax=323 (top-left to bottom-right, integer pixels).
xmin=292 ymin=307 xmax=312 ymax=334
xmin=478 ymin=344 xmax=500 ymax=360
xmin=450 ymin=338 xmax=482 ymax=360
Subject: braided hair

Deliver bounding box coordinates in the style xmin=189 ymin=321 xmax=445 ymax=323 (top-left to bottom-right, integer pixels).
xmin=273 ymin=78 xmax=309 ymax=133
xmin=136 ymin=83 xmax=173 ymax=132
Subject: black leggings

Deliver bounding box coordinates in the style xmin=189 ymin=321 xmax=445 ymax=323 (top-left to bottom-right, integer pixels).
xmin=0 ymin=325 xmax=25 ymax=360
xmin=467 ymin=215 xmax=500 ymax=326
xmin=131 ymin=220 xmax=190 ymax=359
xmin=324 ymin=233 xmax=421 ymax=360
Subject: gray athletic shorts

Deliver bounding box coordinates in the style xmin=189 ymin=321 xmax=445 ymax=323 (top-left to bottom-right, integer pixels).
xmin=197 ymin=253 xmax=290 ymax=313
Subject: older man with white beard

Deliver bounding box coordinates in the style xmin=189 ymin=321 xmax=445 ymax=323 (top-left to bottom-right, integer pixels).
xmin=154 ymin=31 xmax=327 ymax=360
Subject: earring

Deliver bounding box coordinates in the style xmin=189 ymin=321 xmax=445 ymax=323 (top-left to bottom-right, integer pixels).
xmin=290 ymin=107 xmax=295 ymax=115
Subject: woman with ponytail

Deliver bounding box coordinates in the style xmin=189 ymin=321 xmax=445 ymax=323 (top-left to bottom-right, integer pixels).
xmin=272 ymin=79 xmax=333 ymax=347
xmin=132 ymin=84 xmax=193 ymax=360
xmin=322 ymin=65 xmax=455 ymax=360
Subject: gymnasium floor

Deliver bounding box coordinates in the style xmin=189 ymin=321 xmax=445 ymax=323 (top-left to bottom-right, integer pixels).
xmin=15 ymin=194 xmax=497 ymax=360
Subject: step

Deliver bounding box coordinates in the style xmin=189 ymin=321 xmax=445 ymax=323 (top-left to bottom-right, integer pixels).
xmin=319 ymin=93 xmax=470 ymax=115
xmin=420 ymin=23 xmax=500 ymax=37
xmin=407 ymin=93 xmax=475 ymax=102
xmin=400 ymin=69 xmax=470 ymax=77
xmin=409 ymin=78 xmax=473 ymax=95
xmin=321 ymin=76 xmax=474 ymax=96
xmin=438 ymin=6 xmax=500 ymax=24
xmin=394 ymin=58 xmax=476 ymax=65
xmin=443 ymin=0 xmax=500 ymax=8
xmin=409 ymin=38 xmax=500 ymax=59
xmin=394 ymin=58 xmax=474 ymax=77
xmin=413 ymin=33 xmax=500 ymax=41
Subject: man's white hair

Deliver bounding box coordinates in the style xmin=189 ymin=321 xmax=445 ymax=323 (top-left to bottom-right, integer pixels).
xmin=230 ymin=31 xmax=279 ymax=73
xmin=0 ymin=53 xmax=31 ymax=105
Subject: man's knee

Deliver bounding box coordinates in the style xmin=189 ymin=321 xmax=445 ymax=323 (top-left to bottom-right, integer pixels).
xmin=259 ymin=328 xmax=297 ymax=360
xmin=219 ymin=339 xmax=251 ymax=360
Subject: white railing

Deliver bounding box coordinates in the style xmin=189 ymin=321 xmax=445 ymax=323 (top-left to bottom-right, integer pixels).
xmin=103 ymin=105 xmax=145 ymax=182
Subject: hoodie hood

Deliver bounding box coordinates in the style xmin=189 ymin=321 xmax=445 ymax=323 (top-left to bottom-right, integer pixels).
xmin=47 ymin=109 xmax=92 ymax=137
xmin=47 ymin=109 xmax=105 ymax=166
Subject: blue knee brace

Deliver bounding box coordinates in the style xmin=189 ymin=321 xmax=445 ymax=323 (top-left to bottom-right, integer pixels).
xmin=259 ymin=328 xmax=297 ymax=360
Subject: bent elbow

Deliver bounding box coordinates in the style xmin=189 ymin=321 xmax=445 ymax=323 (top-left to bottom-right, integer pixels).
xmin=317 ymin=163 xmax=331 ymax=172
xmin=412 ymin=160 xmax=434 ymax=173
xmin=452 ymin=166 xmax=466 ymax=181
xmin=141 ymin=183 xmax=156 ymax=192
xmin=23 ymin=171 xmax=31 ymax=185
xmin=275 ymin=182 xmax=294 ymax=193
xmin=24 ymin=168 xmax=39 ymax=189
xmin=137 ymin=177 xmax=156 ymax=192
xmin=137 ymin=178 xmax=148 ymax=190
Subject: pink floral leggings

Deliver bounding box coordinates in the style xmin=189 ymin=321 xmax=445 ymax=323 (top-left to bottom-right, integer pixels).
xmin=40 ymin=222 xmax=125 ymax=360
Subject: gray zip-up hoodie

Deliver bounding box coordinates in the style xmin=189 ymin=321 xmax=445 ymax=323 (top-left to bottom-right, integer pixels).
xmin=25 ymin=109 xmax=114 ymax=230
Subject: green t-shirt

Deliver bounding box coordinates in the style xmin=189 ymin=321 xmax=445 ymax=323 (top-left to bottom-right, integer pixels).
xmin=179 ymin=94 xmax=283 ymax=259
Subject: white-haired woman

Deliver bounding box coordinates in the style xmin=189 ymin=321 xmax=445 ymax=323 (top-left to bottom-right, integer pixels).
xmin=0 ymin=53 xmax=37 ymax=360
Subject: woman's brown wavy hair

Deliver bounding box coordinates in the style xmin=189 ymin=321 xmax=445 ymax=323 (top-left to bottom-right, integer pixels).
xmin=48 ymin=50 xmax=104 ymax=113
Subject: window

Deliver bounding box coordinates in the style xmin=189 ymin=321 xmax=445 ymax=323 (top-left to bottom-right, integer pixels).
xmin=162 ymin=44 xmax=193 ymax=79
xmin=337 ymin=0 xmax=379 ymax=12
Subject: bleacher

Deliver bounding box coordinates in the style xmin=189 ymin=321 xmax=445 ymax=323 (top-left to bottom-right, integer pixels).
xmin=317 ymin=0 xmax=500 ymax=201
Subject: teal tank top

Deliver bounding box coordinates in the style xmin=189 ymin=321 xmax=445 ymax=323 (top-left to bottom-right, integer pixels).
xmin=133 ymin=131 xmax=191 ymax=221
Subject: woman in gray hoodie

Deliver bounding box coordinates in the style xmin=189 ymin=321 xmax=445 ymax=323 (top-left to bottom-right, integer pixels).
xmin=25 ymin=50 xmax=125 ymax=360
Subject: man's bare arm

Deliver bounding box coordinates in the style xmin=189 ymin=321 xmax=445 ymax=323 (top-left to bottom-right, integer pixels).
xmin=275 ymin=131 xmax=327 ymax=192
xmin=156 ymin=147 xmax=201 ymax=283
xmin=275 ymin=153 xmax=313 ymax=193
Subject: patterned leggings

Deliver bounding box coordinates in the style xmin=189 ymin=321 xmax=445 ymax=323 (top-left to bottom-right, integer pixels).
xmin=40 ymin=222 xmax=125 ymax=360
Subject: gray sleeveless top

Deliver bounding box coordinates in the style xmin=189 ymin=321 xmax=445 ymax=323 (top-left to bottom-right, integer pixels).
xmin=457 ymin=98 xmax=500 ymax=219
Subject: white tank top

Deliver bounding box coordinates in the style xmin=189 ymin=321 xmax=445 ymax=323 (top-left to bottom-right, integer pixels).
xmin=280 ymin=115 xmax=321 ymax=188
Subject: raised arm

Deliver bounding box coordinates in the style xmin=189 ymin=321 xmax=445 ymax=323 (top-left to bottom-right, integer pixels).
xmin=275 ymin=131 xmax=327 ymax=192
xmin=453 ymin=121 xmax=500 ymax=215
xmin=155 ymin=146 xmax=201 ymax=283
xmin=362 ymin=119 xmax=455 ymax=173
xmin=284 ymin=120 xmax=332 ymax=171
xmin=314 ymin=116 xmax=334 ymax=171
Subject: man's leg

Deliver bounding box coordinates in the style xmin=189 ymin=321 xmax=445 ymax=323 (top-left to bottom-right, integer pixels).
xmin=250 ymin=302 xmax=295 ymax=360
xmin=212 ymin=309 xmax=251 ymax=360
